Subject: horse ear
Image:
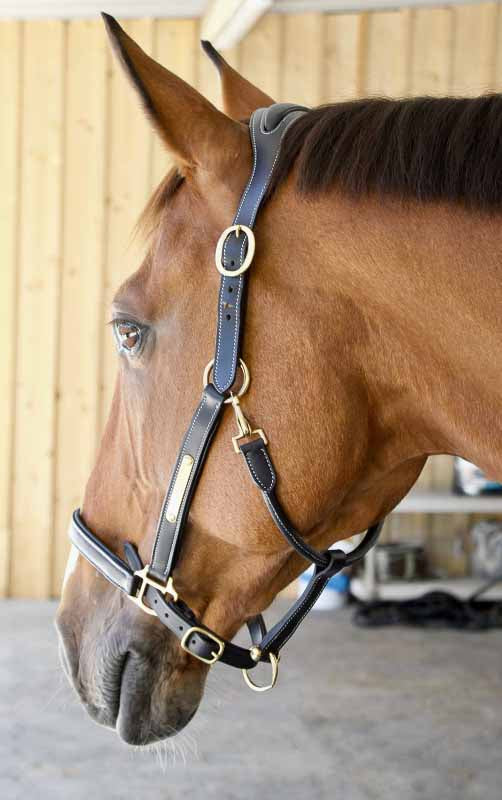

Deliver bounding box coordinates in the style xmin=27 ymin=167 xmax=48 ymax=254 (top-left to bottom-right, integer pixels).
xmin=102 ymin=14 xmax=246 ymax=170
xmin=201 ymin=40 xmax=275 ymax=120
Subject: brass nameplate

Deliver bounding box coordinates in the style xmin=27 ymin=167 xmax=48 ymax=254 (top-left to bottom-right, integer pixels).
xmin=165 ymin=454 xmax=194 ymax=524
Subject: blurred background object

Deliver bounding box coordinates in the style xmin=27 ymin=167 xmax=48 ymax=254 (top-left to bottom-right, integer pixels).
xmin=453 ymin=456 xmax=502 ymax=496
xmin=471 ymin=519 xmax=502 ymax=578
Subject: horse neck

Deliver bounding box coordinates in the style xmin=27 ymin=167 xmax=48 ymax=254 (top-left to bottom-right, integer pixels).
xmin=322 ymin=194 xmax=502 ymax=478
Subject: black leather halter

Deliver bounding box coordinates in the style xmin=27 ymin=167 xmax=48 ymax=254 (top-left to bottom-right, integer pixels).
xmin=70 ymin=103 xmax=383 ymax=692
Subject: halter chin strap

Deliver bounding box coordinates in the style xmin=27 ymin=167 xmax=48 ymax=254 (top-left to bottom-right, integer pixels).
xmin=69 ymin=103 xmax=383 ymax=692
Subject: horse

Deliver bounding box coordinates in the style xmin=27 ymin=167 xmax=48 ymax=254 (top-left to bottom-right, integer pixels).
xmin=56 ymin=13 xmax=502 ymax=745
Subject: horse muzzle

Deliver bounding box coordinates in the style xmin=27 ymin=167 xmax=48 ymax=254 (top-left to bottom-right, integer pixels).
xmin=56 ymin=602 xmax=203 ymax=744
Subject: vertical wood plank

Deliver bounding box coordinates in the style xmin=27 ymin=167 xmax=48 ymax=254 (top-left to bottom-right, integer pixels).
xmin=52 ymin=20 xmax=107 ymax=595
xmin=451 ymin=3 xmax=498 ymax=95
xmin=151 ymin=18 xmax=198 ymax=188
xmin=240 ymin=13 xmax=282 ymax=102
xmin=363 ymin=10 xmax=412 ymax=97
xmin=100 ymin=19 xmax=154 ymax=429
xmin=0 ymin=22 xmax=21 ymax=597
xmin=324 ymin=13 xmax=364 ymax=102
xmin=410 ymin=7 xmax=453 ymax=96
xmin=494 ymin=6 xmax=502 ymax=91
xmin=11 ymin=20 xmax=65 ymax=597
xmin=281 ymin=13 xmax=324 ymax=105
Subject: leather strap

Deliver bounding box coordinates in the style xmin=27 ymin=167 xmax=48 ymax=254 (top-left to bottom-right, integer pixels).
xmin=240 ymin=437 xmax=330 ymax=568
xmin=71 ymin=510 xmax=268 ymax=668
xmin=213 ymin=105 xmax=307 ymax=394
xmin=239 ymin=436 xmax=383 ymax=653
xmin=70 ymin=508 xmax=380 ymax=669
xmin=150 ymin=384 xmax=225 ymax=579
xmin=70 ymin=510 xmax=140 ymax=596
xmin=240 ymin=436 xmax=383 ymax=569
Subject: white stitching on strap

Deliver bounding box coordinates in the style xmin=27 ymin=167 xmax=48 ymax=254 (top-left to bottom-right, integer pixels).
xmin=245 ymin=449 xmax=274 ymax=492
xmin=161 ymin=397 xmax=222 ymax=577
xmin=72 ymin=533 xmax=129 ymax=592
xmin=260 ymin=448 xmax=275 ymax=490
xmin=213 ymin=275 xmax=243 ymax=393
xmin=151 ymin=395 xmax=207 ymax=565
xmin=167 ymin=396 xmax=206 ymax=506
xmin=265 ymin=494 xmax=323 ymax=565
xmin=248 ymin=112 xmax=297 ymax=229
xmin=228 ymin=275 xmax=243 ymax=390
xmin=234 ymin=113 xmax=259 ymax=224
xmin=214 ymin=113 xmax=259 ymax=392
xmin=216 ymin=109 xmax=302 ymax=391
xmin=266 ymin=573 xmax=327 ymax=652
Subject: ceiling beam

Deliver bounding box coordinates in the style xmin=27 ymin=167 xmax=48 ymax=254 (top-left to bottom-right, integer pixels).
xmin=201 ymin=0 xmax=273 ymax=49
xmin=0 ymin=0 xmax=488 ymax=22
xmin=0 ymin=2 xmax=206 ymax=20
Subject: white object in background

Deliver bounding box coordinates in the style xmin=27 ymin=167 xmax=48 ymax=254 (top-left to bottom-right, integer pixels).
xmin=296 ymin=534 xmax=363 ymax=610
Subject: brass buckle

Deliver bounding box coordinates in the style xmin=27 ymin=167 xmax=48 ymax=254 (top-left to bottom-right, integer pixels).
xmin=242 ymin=651 xmax=279 ymax=692
xmin=214 ymin=224 xmax=255 ymax=277
xmin=130 ymin=565 xmax=178 ymax=617
xmin=180 ymin=626 xmax=225 ymax=665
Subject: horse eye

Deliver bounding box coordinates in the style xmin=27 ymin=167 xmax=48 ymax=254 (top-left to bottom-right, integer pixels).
xmin=113 ymin=320 xmax=144 ymax=356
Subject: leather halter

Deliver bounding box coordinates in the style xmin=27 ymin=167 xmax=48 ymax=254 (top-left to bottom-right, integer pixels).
xmin=69 ymin=103 xmax=383 ymax=692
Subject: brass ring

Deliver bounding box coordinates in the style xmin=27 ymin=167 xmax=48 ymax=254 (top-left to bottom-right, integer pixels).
xmin=203 ymin=358 xmax=250 ymax=402
xmin=242 ymin=652 xmax=279 ymax=693
xmin=215 ymin=224 xmax=255 ymax=277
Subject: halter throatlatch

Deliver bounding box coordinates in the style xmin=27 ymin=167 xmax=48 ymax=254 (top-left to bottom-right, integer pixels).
xmin=69 ymin=103 xmax=383 ymax=693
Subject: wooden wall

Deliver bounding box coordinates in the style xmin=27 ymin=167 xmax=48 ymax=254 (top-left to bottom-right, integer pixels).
xmin=2 ymin=4 xmax=502 ymax=597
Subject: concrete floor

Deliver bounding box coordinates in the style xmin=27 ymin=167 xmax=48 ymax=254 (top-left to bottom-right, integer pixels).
xmin=1 ymin=599 xmax=501 ymax=800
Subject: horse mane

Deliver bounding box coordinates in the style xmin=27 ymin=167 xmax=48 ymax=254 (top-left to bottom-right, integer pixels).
xmin=268 ymin=94 xmax=502 ymax=210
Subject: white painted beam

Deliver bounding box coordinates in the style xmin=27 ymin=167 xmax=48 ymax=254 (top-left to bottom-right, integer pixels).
xmin=0 ymin=0 xmax=489 ymax=22
xmin=274 ymin=0 xmax=487 ymax=12
xmin=201 ymin=0 xmax=272 ymax=49
xmin=0 ymin=2 xmax=206 ymax=20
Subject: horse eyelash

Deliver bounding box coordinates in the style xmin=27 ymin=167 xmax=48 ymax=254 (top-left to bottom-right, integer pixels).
xmin=107 ymin=317 xmax=145 ymax=327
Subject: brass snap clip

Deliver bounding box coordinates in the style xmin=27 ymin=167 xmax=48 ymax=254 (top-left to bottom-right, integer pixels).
xmin=230 ymin=394 xmax=268 ymax=454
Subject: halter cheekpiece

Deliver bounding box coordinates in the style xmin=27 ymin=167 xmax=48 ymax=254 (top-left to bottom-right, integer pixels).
xmin=69 ymin=103 xmax=383 ymax=692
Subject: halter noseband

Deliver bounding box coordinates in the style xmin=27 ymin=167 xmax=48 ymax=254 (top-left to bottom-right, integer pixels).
xmin=69 ymin=103 xmax=383 ymax=692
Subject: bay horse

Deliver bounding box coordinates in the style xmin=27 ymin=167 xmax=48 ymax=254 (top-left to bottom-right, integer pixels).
xmin=57 ymin=14 xmax=502 ymax=745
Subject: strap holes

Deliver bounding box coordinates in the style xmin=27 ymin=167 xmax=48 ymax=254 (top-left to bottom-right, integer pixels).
xmin=230 ymin=260 xmax=235 ymax=267
xmin=228 ymin=286 xmax=233 ymax=293
xmin=179 ymin=625 xmax=183 ymax=631
xmin=154 ymin=599 xmax=158 ymax=604
xmin=226 ymin=313 xmax=231 ymax=321
xmin=164 ymin=612 xmax=169 ymax=618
